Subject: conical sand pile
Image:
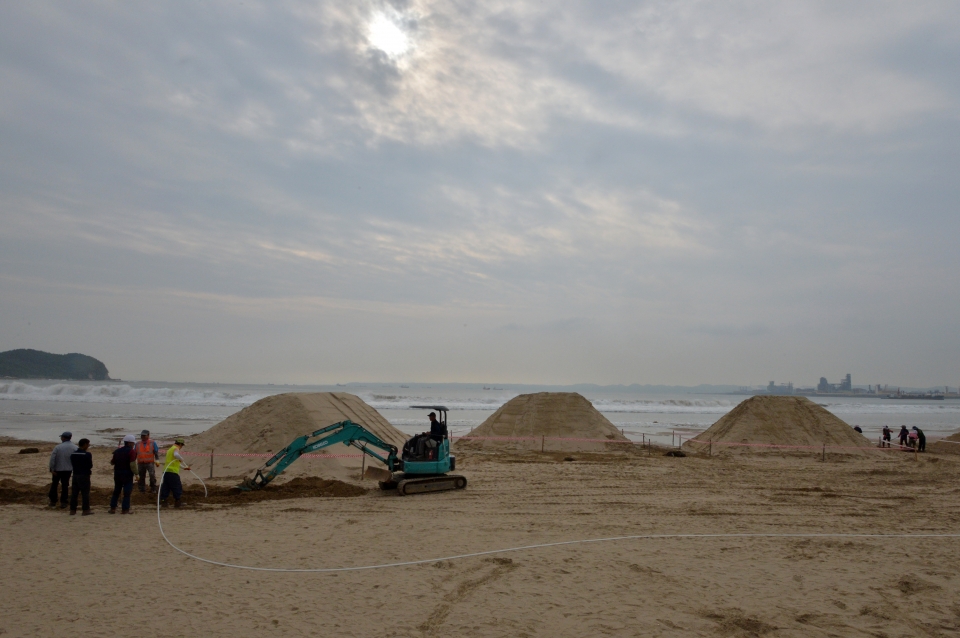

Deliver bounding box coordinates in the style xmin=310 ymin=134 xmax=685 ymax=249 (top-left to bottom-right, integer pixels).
xmin=189 ymin=392 xmax=407 ymax=482
xmin=459 ymin=392 xmax=629 ymax=452
xmin=685 ymin=395 xmax=872 ymax=455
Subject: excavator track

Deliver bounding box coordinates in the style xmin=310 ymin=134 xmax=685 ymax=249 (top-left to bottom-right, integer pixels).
xmin=396 ymin=474 xmax=467 ymax=496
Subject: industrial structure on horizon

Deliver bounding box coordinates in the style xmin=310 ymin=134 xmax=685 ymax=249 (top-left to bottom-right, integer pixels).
xmin=754 ymin=375 xmax=958 ymax=399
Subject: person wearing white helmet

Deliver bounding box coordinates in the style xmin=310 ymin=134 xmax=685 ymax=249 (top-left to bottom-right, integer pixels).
xmin=109 ymin=434 xmax=138 ymax=514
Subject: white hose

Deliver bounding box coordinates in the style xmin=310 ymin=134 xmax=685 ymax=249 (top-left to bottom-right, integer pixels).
xmin=155 ymin=469 xmax=960 ymax=573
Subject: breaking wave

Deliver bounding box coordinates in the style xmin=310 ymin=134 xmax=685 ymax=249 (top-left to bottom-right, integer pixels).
xmin=0 ymin=382 xmax=264 ymax=407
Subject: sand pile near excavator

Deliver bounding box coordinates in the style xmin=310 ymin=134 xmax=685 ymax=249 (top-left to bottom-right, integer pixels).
xmin=684 ymin=395 xmax=873 ymax=455
xmin=458 ymin=392 xmax=630 ymax=452
xmin=188 ymin=393 xmax=407 ymax=483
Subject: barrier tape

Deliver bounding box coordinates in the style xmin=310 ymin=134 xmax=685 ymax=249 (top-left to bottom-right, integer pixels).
xmin=179 ymin=451 xmax=366 ymax=459
xmin=160 ymin=438 xmax=950 ymax=456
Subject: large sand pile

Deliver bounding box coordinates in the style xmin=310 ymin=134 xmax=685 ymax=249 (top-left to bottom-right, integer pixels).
xmin=188 ymin=392 xmax=408 ymax=482
xmin=460 ymin=392 xmax=629 ymax=451
xmin=930 ymin=430 xmax=960 ymax=455
xmin=685 ymin=395 xmax=872 ymax=455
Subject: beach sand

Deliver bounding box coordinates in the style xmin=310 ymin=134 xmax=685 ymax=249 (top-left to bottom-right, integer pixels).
xmin=2 ymin=438 xmax=960 ymax=637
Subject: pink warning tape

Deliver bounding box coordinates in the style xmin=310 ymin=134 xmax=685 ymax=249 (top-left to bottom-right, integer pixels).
xmin=454 ymin=435 xmax=634 ymax=444
xmin=178 ymin=451 xmax=366 ymax=459
xmin=684 ymin=440 xmax=914 ymax=452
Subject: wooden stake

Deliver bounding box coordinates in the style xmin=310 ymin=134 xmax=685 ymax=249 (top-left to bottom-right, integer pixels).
xmin=822 ymin=443 xmax=826 ymax=462
xmin=209 ymin=449 xmax=214 ymax=479
xmin=361 ymin=451 xmax=366 ymax=480
xmin=541 ymin=435 xmax=545 ymax=453
xmin=709 ymin=439 xmax=712 ymax=457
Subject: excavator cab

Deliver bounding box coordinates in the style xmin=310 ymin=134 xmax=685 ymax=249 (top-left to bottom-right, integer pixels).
xmin=374 ymin=405 xmax=465 ymax=495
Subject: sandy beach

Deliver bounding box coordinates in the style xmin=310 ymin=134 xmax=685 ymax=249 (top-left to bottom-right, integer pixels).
xmin=3 ymin=437 xmax=960 ymax=637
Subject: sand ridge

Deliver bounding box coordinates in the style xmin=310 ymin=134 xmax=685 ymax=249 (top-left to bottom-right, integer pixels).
xmin=686 ymin=395 xmax=873 ymax=454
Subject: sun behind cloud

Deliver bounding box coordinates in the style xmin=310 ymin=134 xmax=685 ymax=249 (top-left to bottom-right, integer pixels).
xmin=367 ymin=10 xmax=411 ymax=58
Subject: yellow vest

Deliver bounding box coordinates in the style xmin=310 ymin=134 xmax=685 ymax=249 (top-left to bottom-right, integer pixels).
xmin=164 ymin=445 xmax=182 ymax=475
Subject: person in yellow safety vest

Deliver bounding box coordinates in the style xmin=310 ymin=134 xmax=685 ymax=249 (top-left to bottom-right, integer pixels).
xmin=136 ymin=430 xmax=160 ymax=494
xmin=159 ymin=438 xmax=192 ymax=509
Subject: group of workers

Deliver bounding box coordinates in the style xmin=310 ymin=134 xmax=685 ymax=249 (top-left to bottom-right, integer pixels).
xmin=879 ymin=425 xmax=926 ymax=451
xmin=48 ymin=430 xmax=192 ymax=515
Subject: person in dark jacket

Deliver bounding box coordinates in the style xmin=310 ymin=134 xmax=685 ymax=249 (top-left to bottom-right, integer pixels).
xmin=49 ymin=432 xmax=78 ymax=509
xmin=110 ymin=434 xmax=137 ymax=514
xmin=428 ymin=412 xmax=446 ymax=441
xmin=913 ymin=426 xmax=926 ymax=452
xmin=69 ymin=439 xmax=94 ymax=516
xmin=898 ymin=425 xmax=910 ymax=447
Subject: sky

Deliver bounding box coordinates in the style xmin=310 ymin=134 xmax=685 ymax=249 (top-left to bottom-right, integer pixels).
xmin=1 ymin=1 xmax=959 ymax=387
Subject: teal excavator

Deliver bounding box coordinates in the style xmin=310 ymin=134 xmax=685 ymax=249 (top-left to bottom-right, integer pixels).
xmin=237 ymin=406 xmax=467 ymax=496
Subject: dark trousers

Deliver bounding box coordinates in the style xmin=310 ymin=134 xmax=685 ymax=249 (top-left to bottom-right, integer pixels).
xmin=70 ymin=475 xmax=91 ymax=512
xmin=49 ymin=471 xmax=71 ymax=505
xmin=160 ymin=472 xmax=183 ymax=502
xmin=110 ymin=477 xmax=133 ymax=511
xmin=918 ymin=437 xmax=926 ymax=452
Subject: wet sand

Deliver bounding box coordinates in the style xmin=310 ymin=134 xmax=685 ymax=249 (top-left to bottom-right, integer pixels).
xmin=2 ymin=439 xmax=960 ymax=637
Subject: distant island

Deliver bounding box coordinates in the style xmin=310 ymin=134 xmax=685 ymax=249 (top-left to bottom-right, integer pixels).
xmin=0 ymin=349 xmax=111 ymax=380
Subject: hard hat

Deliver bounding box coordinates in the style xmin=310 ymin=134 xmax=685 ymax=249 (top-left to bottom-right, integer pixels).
xmin=175 ymin=437 xmax=186 ymax=445
xmin=122 ymin=434 xmax=136 ymax=443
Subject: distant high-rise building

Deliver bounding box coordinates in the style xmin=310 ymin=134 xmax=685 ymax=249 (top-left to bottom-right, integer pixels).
xmin=840 ymin=373 xmax=852 ymax=392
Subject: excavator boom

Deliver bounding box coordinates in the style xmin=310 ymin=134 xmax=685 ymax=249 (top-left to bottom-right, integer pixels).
xmin=238 ymin=420 xmax=399 ymax=491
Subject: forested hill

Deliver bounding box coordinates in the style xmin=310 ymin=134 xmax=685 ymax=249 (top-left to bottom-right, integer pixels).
xmin=0 ymin=349 xmax=111 ymax=380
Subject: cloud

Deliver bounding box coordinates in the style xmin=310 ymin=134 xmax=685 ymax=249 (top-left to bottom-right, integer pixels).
xmin=0 ymin=1 xmax=958 ymax=384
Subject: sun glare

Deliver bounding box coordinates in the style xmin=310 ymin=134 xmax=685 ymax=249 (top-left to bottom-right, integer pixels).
xmin=367 ymin=12 xmax=411 ymax=58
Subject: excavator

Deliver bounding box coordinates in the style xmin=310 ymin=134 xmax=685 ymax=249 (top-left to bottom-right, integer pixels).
xmin=237 ymin=406 xmax=467 ymax=496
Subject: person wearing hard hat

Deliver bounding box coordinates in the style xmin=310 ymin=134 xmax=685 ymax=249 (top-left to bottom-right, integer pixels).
xmin=109 ymin=434 xmax=138 ymax=514
xmin=136 ymin=429 xmax=160 ymax=494
xmin=160 ymin=438 xmax=191 ymax=509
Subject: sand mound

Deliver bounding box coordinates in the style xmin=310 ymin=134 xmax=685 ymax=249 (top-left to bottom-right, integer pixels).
xmin=685 ymin=395 xmax=872 ymax=455
xmin=460 ymin=392 xmax=629 ymax=452
xmin=930 ymin=430 xmax=960 ymax=455
xmin=188 ymin=393 xmax=408 ymax=482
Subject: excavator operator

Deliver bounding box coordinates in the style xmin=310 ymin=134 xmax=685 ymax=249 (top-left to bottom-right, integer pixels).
xmin=428 ymin=412 xmax=445 ymax=441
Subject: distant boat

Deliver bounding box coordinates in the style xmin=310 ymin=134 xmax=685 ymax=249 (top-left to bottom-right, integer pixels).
xmin=883 ymin=393 xmax=944 ymax=400
xmin=400 ymin=385 xmax=409 ymax=388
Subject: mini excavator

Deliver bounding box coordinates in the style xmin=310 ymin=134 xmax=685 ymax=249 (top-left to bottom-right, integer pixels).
xmin=237 ymin=406 xmax=467 ymax=496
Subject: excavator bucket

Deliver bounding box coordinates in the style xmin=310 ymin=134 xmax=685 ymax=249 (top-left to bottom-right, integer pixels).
xmin=364 ymin=466 xmax=393 ymax=482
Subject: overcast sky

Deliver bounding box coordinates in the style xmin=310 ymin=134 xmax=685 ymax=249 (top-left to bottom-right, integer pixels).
xmin=1 ymin=1 xmax=958 ymax=386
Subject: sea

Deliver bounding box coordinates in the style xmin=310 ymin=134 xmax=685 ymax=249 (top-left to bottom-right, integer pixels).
xmin=2 ymin=380 xmax=960 ymax=448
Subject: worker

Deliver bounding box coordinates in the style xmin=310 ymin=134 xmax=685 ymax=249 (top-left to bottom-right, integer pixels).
xmin=69 ymin=438 xmax=94 ymax=516
xmin=160 ymin=438 xmax=191 ymax=509
xmin=881 ymin=426 xmax=892 ymax=448
xmin=48 ymin=431 xmax=78 ymax=509
xmin=136 ymin=429 xmax=160 ymax=493
xmin=110 ymin=434 xmax=138 ymax=514
xmin=913 ymin=426 xmax=926 ymax=452
xmin=428 ymin=412 xmax=445 ymax=441
xmin=898 ymin=425 xmax=910 ymax=447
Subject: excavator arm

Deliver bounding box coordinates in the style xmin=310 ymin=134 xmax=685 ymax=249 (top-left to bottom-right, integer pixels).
xmin=238 ymin=420 xmax=399 ymax=491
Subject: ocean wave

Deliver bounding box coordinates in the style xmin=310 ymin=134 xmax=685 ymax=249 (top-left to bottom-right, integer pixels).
xmin=0 ymin=382 xmax=264 ymax=407
xmin=359 ymin=393 xmax=735 ymax=413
